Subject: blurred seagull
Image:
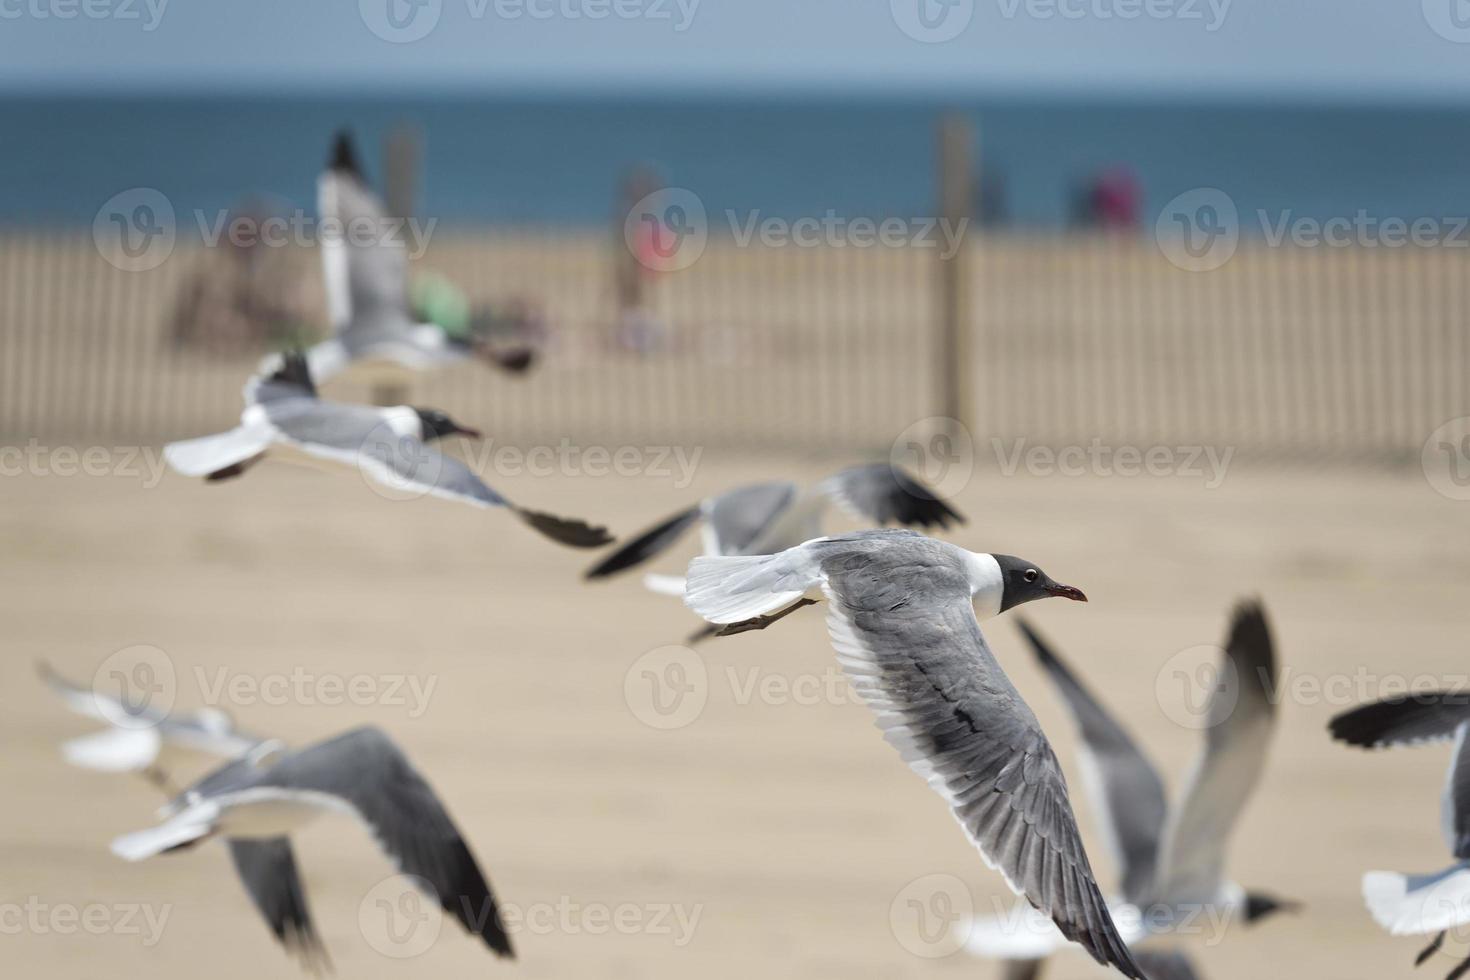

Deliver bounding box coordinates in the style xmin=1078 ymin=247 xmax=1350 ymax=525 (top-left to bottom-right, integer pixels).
xmin=37 ymin=663 xmax=328 ymax=971
xmin=37 ymin=660 xmax=259 ymax=791
xmin=297 ymin=131 xmax=534 ymax=382
xmin=112 ymin=726 xmax=513 ymax=966
xmin=965 ymin=603 xmax=1296 ymax=979
xmin=163 ymin=353 xmax=611 ymax=548
xmin=683 ymin=529 xmax=1143 ymax=978
xmin=1330 ymin=689 xmax=1470 ymax=980
xmin=586 ymin=463 xmax=963 ymax=605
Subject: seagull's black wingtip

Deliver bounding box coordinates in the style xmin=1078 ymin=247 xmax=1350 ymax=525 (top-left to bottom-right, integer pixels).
xmin=515 ymin=508 xmax=615 ymax=549
xmin=329 ymin=130 xmax=362 ymax=178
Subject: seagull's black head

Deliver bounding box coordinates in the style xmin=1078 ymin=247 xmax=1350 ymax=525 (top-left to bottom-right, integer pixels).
xmin=993 ymin=554 xmax=1088 ymax=612
xmin=413 ymin=408 xmax=481 ymax=442
xmin=1244 ymin=891 xmax=1301 ymax=925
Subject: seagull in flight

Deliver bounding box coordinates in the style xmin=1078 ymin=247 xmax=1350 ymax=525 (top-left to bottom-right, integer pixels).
xmin=37 ymin=660 xmax=259 ymax=792
xmin=291 ymin=130 xmax=534 ymax=383
xmin=37 ymin=663 xmax=331 ymax=971
xmin=586 ymin=464 xmax=964 ymax=631
xmin=163 ymin=352 xmax=612 ymax=548
xmin=111 ymin=726 xmax=513 ymax=969
xmin=683 ymin=529 xmax=1143 ymax=978
xmin=1330 ymin=689 xmax=1470 ymax=980
xmin=966 ymin=603 xmax=1296 ymax=979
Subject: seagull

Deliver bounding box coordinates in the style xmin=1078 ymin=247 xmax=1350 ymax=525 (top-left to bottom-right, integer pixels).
xmin=292 ymin=130 xmax=534 ymax=383
xmin=682 ymin=529 xmax=1143 ymax=978
xmin=111 ymin=726 xmax=513 ymax=966
xmin=37 ymin=660 xmax=260 ymax=791
xmin=1330 ymin=689 xmax=1470 ymax=980
xmin=163 ymin=352 xmax=612 ymax=548
xmin=965 ymin=603 xmax=1296 ymax=978
xmin=37 ymin=663 xmax=329 ymax=971
xmin=586 ymin=464 xmax=964 ymax=616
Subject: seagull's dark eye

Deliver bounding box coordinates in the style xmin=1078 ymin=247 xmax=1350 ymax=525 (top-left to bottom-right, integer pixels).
xmin=1023 ymin=568 xmax=1039 ymax=583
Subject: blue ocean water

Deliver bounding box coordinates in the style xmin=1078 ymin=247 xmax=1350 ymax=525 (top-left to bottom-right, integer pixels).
xmin=4 ymin=95 xmax=1470 ymax=231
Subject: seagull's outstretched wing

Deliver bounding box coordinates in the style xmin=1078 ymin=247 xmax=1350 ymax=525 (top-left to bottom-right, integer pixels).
xmin=263 ymin=727 xmax=513 ymax=958
xmin=1330 ymin=691 xmax=1470 ymax=750
xmin=584 ymin=503 xmax=703 ymax=579
xmin=821 ymin=463 xmax=965 ymax=530
xmin=816 ymin=536 xmax=1142 ymax=978
xmin=270 ymin=403 xmax=610 ymax=548
xmin=1149 ymin=600 xmax=1278 ymax=907
xmin=707 ymin=481 xmax=798 ymax=554
xmin=227 ymin=838 xmax=330 ymax=974
xmin=317 ymin=131 xmax=410 ymax=335
xmin=1018 ymin=617 xmax=1168 ymax=905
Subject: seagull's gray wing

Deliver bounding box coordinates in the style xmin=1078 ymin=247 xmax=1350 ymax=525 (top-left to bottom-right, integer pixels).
xmin=821 ymin=463 xmax=965 ymax=530
xmin=584 ymin=503 xmax=703 ymax=579
xmin=1018 ymin=617 xmax=1168 ymax=905
xmin=707 ymin=482 xmax=797 ymax=554
xmin=317 ymin=136 xmax=412 ymax=337
xmin=1442 ymin=723 xmax=1470 ymax=860
xmin=227 ymin=838 xmax=330 ymax=974
xmin=1330 ymin=692 xmax=1470 ymax=750
xmin=271 ymin=403 xmax=609 ymax=547
xmin=1133 ymin=948 xmax=1202 ymax=980
xmin=37 ymin=660 xmax=112 ymax=722
xmin=1149 ymin=600 xmax=1278 ymax=907
xmin=258 ymin=727 xmax=513 ymax=958
xmin=815 ymin=537 xmax=1143 ymax=979
xmin=246 ymin=352 xmax=318 ymax=406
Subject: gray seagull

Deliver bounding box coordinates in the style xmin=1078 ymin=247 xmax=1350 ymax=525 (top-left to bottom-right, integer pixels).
xmin=586 ymin=464 xmax=964 ymax=630
xmin=111 ymin=726 xmax=513 ymax=966
xmin=1331 ymin=689 xmax=1470 ymax=980
xmin=967 ymin=603 xmax=1296 ymax=980
xmin=37 ymin=663 xmax=327 ymax=971
xmin=292 ymin=131 xmax=534 ymax=383
xmin=163 ymin=353 xmax=611 ymax=548
xmin=682 ymin=529 xmax=1142 ymax=978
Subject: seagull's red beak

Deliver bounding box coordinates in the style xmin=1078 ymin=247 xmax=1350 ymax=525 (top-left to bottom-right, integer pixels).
xmin=453 ymin=425 xmax=483 ymax=440
xmin=1046 ymin=583 xmax=1088 ymax=602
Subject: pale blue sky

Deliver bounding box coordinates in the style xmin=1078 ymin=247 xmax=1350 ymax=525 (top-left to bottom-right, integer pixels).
xmin=2 ymin=0 xmax=1469 ymax=100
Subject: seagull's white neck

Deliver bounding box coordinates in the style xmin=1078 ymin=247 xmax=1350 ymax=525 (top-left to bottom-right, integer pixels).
xmin=381 ymin=406 xmax=423 ymax=439
xmin=963 ymin=551 xmax=1005 ymax=620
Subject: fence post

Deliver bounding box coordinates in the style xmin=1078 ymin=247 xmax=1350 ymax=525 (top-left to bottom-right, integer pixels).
xmin=936 ymin=115 xmax=974 ymax=442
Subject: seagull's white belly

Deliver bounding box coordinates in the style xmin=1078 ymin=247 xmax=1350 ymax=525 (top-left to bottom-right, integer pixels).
xmin=215 ymin=794 xmax=332 ymax=838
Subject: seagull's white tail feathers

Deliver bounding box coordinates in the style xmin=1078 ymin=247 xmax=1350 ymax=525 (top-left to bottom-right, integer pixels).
xmin=111 ymin=812 xmax=218 ymax=861
xmin=641 ymin=573 xmax=687 ymax=597
xmin=1364 ymin=863 xmax=1470 ymax=935
xmin=61 ymin=726 xmax=162 ymax=772
xmin=684 ymin=545 xmax=823 ymax=624
xmin=163 ymin=427 xmax=272 ymax=478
